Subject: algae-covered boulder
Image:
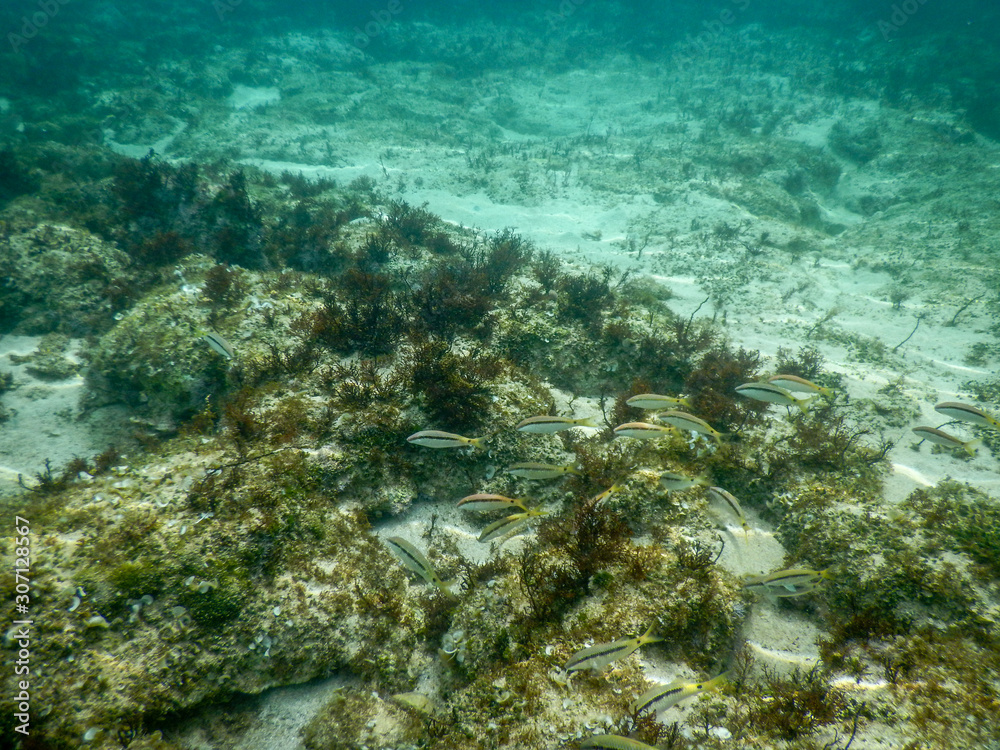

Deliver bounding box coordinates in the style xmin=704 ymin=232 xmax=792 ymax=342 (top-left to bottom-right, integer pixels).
xmin=0 ymin=223 xmax=133 ymax=335
xmin=82 ymin=275 xmax=229 ymax=420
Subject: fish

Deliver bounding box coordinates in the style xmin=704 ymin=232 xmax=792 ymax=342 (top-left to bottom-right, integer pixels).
xmin=202 ymin=331 xmax=235 ymax=359
xmin=911 ymin=426 xmax=981 ymax=456
xmin=515 ymin=415 xmax=598 ymax=433
xmin=735 ymin=382 xmax=814 ymax=413
xmin=564 ymin=624 xmax=662 ymax=674
xmin=658 ymin=470 xmax=709 ymax=491
xmin=457 ymin=493 xmax=528 ymax=512
xmin=406 ymin=430 xmax=486 ymax=449
xmin=506 ymin=461 xmax=581 ymax=479
xmin=934 ymin=402 xmax=1000 ymax=431
xmin=743 ymin=567 xmax=833 ymax=597
xmin=613 ymin=422 xmax=675 ymax=439
xmin=384 ymin=536 xmax=455 ymax=597
xmin=478 ymin=509 xmax=546 ymax=542
xmin=706 ymin=486 xmax=750 ymax=538
xmin=581 ymin=483 xmax=624 ymax=512
xmin=654 ymin=410 xmax=724 ymax=443
xmin=631 ymin=672 xmax=729 ymax=715
xmin=767 ymin=374 xmax=833 ymax=400
xmin=580 ymin=736 xmax=657 ymax=750
xmin=625 ymin=393 xmax=693 ymax=410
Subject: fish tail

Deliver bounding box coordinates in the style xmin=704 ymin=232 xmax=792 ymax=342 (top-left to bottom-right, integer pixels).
xmin=580 ymin=416 xmax=599 ymax=428
xmin=469 ymin=436 xmax=488 ymax=449
xmin=639 ymin=623 xmax=662 ymax=643
xmin=796 ymin=395 xmax=817 ymax=414
xmin=964 ymin=438 xmax=982 ymax=456
xmin=705 ymin=672 xmax=730 ymax=691
xmin=437 ymin=579 xmax=459 ymax=599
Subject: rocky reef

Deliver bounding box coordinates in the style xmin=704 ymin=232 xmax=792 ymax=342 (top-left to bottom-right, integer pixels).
xmin=0 ymin=147 xmax=998 ymax=750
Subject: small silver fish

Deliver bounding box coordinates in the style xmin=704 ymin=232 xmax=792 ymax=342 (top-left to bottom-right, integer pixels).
xmin=767 ymin=374 xmax=833 ymax=400
xmin=654 ymin=410 xmax=724 ymax=443
xmin=933 ymin=402 xmax=1000 ymax=431
xmin=407 ymin=430 xmax=486 ymax=449
xmin=457 ymin=493 xmax=528 ymax=512
xmin=613 ymin=422 xmax=674 ymax=439
xmin=202 ymin=331 xmax=235 ymax=359
xmin=625 ymin=393 xmax=693 ymax=410
xmin=384 ymin=536 xmax=455 ymax=597
xmin=658 ymin=471 xmax=709 ymax=491
xmin=911 ymin=426 xmax=981 ymax=456
xmin=506 ymin=461 xmax=580 ymax=479
xmin=564 ymin=624 xmax=662 ymax=674
xmin=515 ymin=415 xmax=597 ymax=434
xmin=706 ymin=486 xmax=750 ymax=538
xmin=735 ymin=382 xmax=814 ymax=413
xmin=478 ymin=509 xmax=545 ymax=542
xmin=631 ymin=672 xmax=729 ymax=715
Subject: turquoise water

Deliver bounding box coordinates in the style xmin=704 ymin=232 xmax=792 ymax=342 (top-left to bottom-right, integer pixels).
xmin=1 ymin=2 xmax=999 ymax=748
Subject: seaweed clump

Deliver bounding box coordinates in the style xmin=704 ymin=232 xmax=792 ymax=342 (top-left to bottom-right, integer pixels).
xmin=109 ymin=152 xmax=266 ymax=268
xmin=734 ymin=665 xmax=848 ymax=741
xmin=0 ymin=146 xmax=40 ymax=202
xmin=406 ymin=340 xmax=505 ymax=433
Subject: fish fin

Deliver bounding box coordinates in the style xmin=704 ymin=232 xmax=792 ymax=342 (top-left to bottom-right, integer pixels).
xmin=796 ymin=395 xmax=817 ymax=414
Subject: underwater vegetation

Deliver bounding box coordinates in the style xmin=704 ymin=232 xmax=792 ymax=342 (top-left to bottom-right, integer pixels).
xmin=1 ymin=148 xmax=998 ymax=750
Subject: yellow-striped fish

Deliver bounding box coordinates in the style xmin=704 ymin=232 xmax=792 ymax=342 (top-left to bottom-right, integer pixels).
xmin=589 ymin=483 xmax=623 ymax=505
xmin=506 ymin=461 xmax=581 ymax=479
xmin=934 ymin=402 xmax=1000 ymax=431
xmin=706 ymin=486 xmax=750 ymax=538
xmin=631 ymin=671 xmax=729 ymax=715
xmin=654 ymin=410 xmax=724 ymax=443
xmin=515 ymin=415 xmax=597 ymax=433
xmin=625 ymin=393 xmax=693 ymax=410
xmin=767 ymin=374 xmax=833 ymax=400
xmin=478 ymin=509 xmax=545 ymax=543
xmin=384 ymin=536 xmax=455 ymax=597
xmin=202 ymin=331 xmax=235 ymax=359
xmin=735 ymin=382 xmax=814 ymax=413
xmin=580 ymin=736 xmax=657 ymax=750
xmin=911 ymin=426 xmax=981 ymax=456
xmin=457 ymin=493 xmax=528 ymax=512
xmin=613 ymin=422 xmax=674 ymax=439
xmin=743 ymin=567 xmax=833 ymax=597
xmin=658 ymin=470 xmax=709 ymax=491
xmin=407 ymin=430 xmax=486 ymax=449
xmin=564 ymin=624 xmax=662 ymax=674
